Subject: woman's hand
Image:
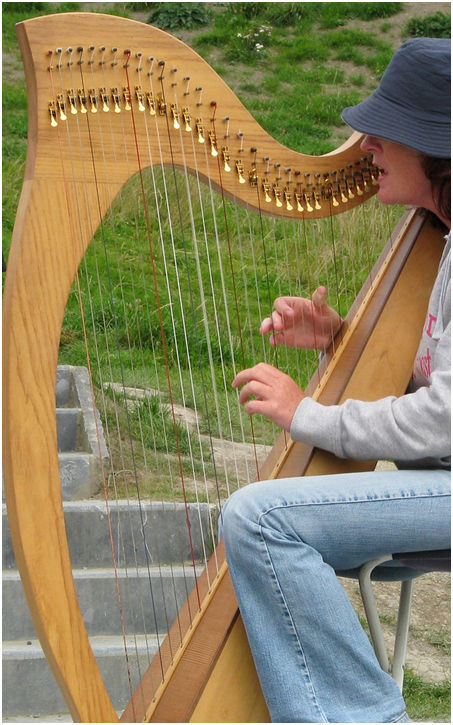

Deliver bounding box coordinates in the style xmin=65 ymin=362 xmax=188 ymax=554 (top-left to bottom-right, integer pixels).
xmin=232 ymin=362 xmax=305 ymax=432
xmin=259 ymin=286 xmax=342 ymax=351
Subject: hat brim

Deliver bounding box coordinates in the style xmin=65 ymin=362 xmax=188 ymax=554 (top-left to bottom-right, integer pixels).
xmin=342 ymin=91 xmax=451 ymax=159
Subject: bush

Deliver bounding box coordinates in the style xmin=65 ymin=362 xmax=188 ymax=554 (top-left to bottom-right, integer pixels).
xmin=320 ymin=2 xmax=404 ymax=28
xmin=147 ymin=2 xmax=212 ymax=31
xmin=261 ymin=3 xmax=319 ymax=27
xmin=405 ymin=12 xmax=451 ymax=39
xmin=223 ymin=3 xmax=268 ymax=21
xmin=126 ymin=2 xmax=155 ymax=9
xmin=351 ymin=3 xmax=404 ymax=21
xmin=2 ymin=2 xmax=82 ymax=13
xmin=2 ymin=2 xmax=49 ymax=11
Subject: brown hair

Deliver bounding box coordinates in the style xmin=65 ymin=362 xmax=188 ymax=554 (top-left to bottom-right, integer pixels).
xmin=422 ymin=156 xmax=451 ymax=228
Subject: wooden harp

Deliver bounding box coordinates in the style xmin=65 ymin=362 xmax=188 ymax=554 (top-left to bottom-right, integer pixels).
xmin=3 ymin=12 xmax=445 ymax=723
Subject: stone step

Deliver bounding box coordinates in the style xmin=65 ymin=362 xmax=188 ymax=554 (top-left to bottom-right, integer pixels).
xmin=3 ymin=634 xmax=160 ymax=717
xmin=3 ymin=565 xmax=201 ymax=641
xmin=55 ymin=366 xmax=110 ymax=500
xmin=2 ymin=495 xmax=217 ymax=719
xmin=3 ymin=500 xmax=215 ymax=570
xmin=56 ymin=408 xmax=82 ymax=452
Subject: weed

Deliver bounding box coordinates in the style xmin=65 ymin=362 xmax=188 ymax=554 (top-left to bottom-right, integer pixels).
xmin=262 ymin=3 xmax=320 ymax=28
xmin=405 ymin=12 xmax=451 ymax=40
xmin=380 ymin=22 xmax=393 ymax=34
xmin=126 ymin=2 xmax=154 ymax=10
xmin=404 ymin=670 xmax=451 ymax=723
xmin=319 ymin=2 xmax=404 ymax=29
xmin=146 ymin=2 xmax=212 ymax=31
xmin=351 ymin=3 xmax=404 ymax=21
xmin=2 ymin=2 xmax=49 ymax=11
xmin=350 ymin=74 xmax=366 ymax=87
xmin=425 ymin=629 xmax=451 ymax=655
xmin=410 ymin=627 xmax=452 ymax=656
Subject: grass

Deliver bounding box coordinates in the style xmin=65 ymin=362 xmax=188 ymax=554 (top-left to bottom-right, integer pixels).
xmin=3 ymin=1 xmax=449 ymax=499
xmin=62 ymin=171 xmax=396 ymax=502
xmin=404 ymin=670 xmax=451 ymax=723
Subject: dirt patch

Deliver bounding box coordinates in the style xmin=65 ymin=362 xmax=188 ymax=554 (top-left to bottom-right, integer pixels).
xmin=341 ymin=572 xmax=450 ymax=685
xmin=343 ymin=2 xmax=450 ymax=47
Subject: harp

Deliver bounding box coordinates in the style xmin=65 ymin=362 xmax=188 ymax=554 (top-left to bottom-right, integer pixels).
xmin=3 ymin=12 xmax=445 ymax=723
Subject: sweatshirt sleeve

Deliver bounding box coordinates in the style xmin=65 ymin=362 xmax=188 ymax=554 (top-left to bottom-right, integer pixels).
xmin=290 ymin=321 xmax=451 ymax=465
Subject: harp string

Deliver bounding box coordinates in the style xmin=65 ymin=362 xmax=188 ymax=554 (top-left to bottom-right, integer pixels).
xmin=121 ymin=57 xmax=210 ymax=670
xmin=59 ymin=46 xmax=189 ymax=696
xmin=52 ymin=35 xmax=399 ymax=714
xmin=232 ymin=204 xmax=274 ymax=480
xmin=154 ymin=64 xmax=228 ymax=512
xmin=93 ymin=136 xmax=180 ymax=688
xmin=216 ymin=198 xmax=264 ymax=486
xmin=205 ymin=108 xmax=264 ymax=493
xmin=82 ymin=49 xmax=180 ymax=683
xmin=51 ymin=49 xmax=145 ymax=701
xmin=164 ymin=90 xmax=258 ymax=510
xmin=85 ymin=50 xmax=175 ymax=694
xmin=140 ymin=65 xmax=227 ymax=605
xmin=148 ymin=67 xmax=227 ymax=580
xmin=246 ymin=160 xmax=295 ymax=460
xmin=290 ymin=216 xmax=319 ymax=388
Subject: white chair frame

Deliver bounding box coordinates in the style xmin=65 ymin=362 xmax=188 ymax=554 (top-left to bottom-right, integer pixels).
xmin=359 ymin=555 xmax=415 ymax=691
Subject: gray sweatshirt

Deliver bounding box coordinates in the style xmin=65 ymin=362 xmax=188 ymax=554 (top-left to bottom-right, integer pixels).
xmin=290 ymin=234 xmax=451 ymax=470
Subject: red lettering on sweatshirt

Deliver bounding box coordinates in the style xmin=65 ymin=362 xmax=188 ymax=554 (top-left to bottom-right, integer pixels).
xmin=415 ymin=348 xmax=432 ymax=379
xmin=425 ymin=313 xmax=437 ymax=338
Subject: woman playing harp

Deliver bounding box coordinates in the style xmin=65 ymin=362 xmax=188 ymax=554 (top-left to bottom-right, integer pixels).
xmin=3 ymin=11 xmax=450 ymax=721
xmin=223 ymin=38 xmax=451 ymax=724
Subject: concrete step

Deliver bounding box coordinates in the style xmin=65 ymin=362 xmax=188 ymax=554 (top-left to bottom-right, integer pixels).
xmin=3 ymin=500 xmax=215 ymax=570
xmin=3 ymin=716 xmax=72 ymax=723
xmin=2 ymin=500 xmax=215 ymax=719
xmin=56 ymin=408 xmax=81 ymax=452
xmin=55 ymin=366 xmax=110 ymax=500
xmin=3 ymin=564 xmax=200 ymax=641
xmin=3 ymin=634 xmax=160 ymax=717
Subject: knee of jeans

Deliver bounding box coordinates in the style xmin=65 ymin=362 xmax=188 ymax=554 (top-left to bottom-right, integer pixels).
xmin=220 ymin=485 xmax=261 ymax=550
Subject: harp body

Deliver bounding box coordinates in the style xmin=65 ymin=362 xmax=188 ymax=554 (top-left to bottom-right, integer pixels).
xmin=3 ymin=12 xmax=445 ymax=724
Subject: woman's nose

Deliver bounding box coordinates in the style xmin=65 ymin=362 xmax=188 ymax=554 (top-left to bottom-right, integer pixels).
xmin=360 ymin=135 xmax=381 ymax=153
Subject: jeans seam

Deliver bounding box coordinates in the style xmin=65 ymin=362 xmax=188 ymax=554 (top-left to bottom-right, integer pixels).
xmin=258 ymin=491 xmax=450 ymax=519
xmin=259 ymin=522 xmax=329 ymax=723
xmin=392 ymin=712 xmax=410 ymax=723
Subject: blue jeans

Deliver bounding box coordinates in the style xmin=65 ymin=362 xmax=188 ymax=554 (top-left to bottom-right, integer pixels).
xmin=221 ymin=469 xmax=450 ymax=723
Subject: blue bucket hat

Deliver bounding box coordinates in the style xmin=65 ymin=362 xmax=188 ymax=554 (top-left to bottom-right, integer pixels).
xmin=342 ymin=38 xmax=451 ymax=158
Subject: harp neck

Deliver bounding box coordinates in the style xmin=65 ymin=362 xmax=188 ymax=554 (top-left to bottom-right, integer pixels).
xmin=17 ymin=12 xmax=378 ymax=220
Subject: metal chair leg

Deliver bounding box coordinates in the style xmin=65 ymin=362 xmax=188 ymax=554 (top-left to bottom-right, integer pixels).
xmin=358 ymin=556 xmax=416 ymax=691
xmin=392 ymin=579 xmax=414 ymax=690
xmin=359 ymin=555 xmax=393 ymax=676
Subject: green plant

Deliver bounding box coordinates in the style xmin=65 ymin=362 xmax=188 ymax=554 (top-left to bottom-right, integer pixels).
xmin=350 ymin=74 xmax=366 ymax=87
xmin=2 ymin=2 xmax=49 ymax=11
xmin=147 ymin=2 xmax=212 ymax=31
xmin=405 ymin=12 xmax=451 ymax=39
xmin=2 ymin=1 xmax=81 ymax=11
xmin=319 ymin=2 xmax=404 ymax=29
xmin=126 ymin=1 xmax=155 ymax=10
xmin=261 ymin=3 xmax=319 ymax=28
xmin=404 ymin=670 xmax=451 ymax=723
xmin=228 ymin=23 xmax=273 ymax=62
xmin=351 ymin=3 xmax=404 ymax=21
xmin=425 ymin=628 xmax=451 ymax=655
xmin=223 ymin=3 xmax=269 ymax=21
